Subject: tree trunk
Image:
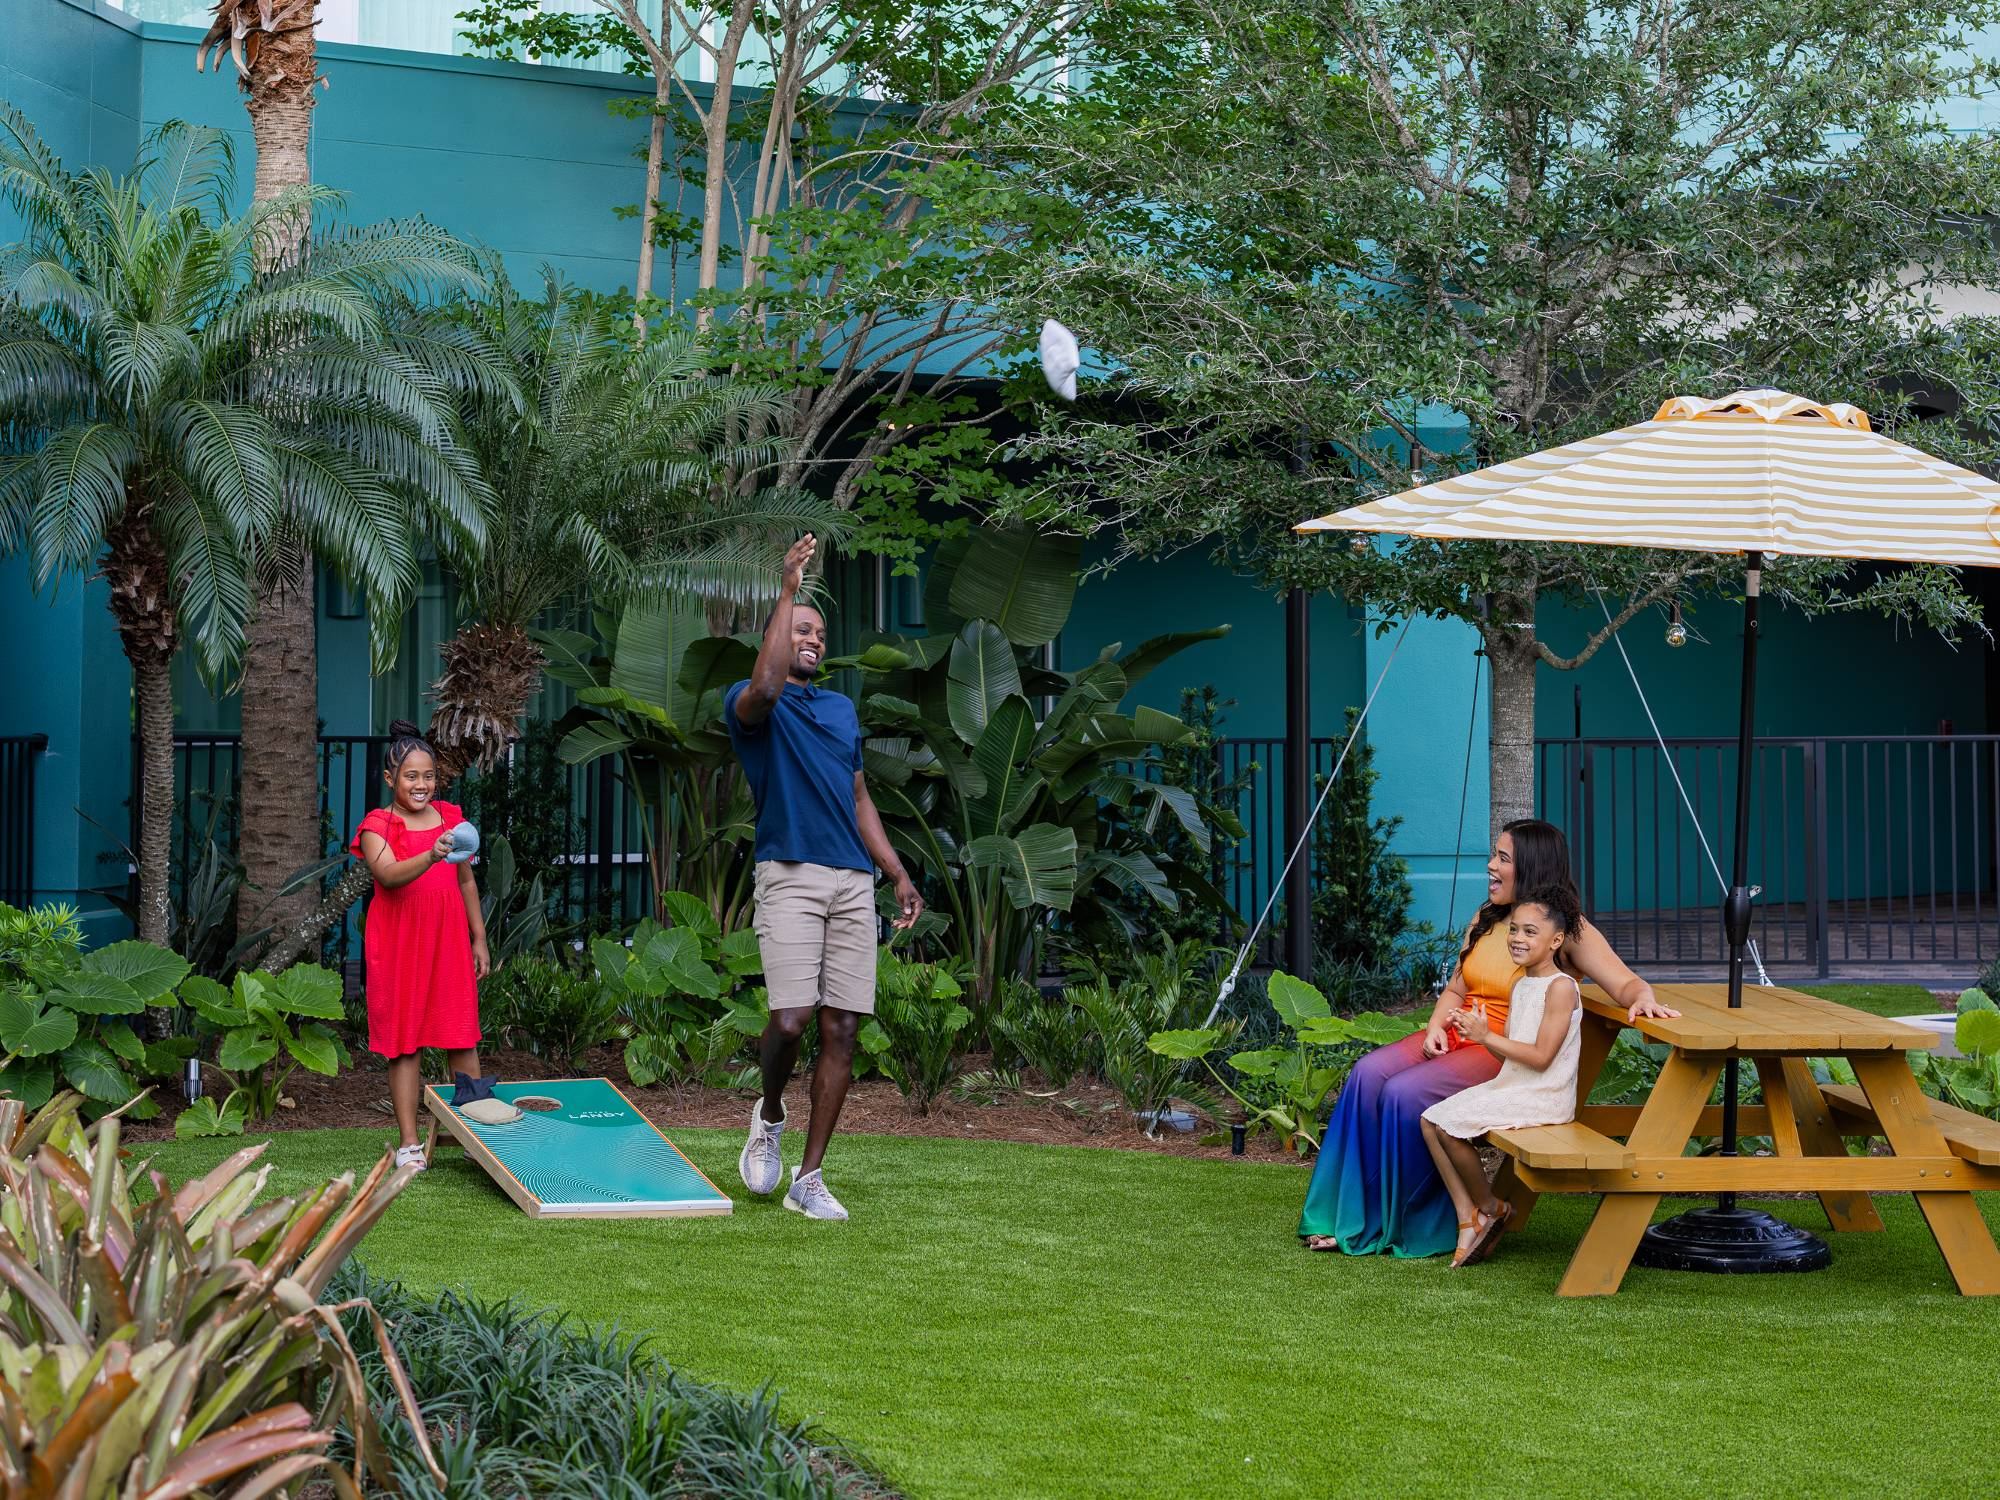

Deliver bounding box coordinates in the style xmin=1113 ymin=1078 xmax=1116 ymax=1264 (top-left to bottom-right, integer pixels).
xmin=238 ymin=566 xmax=321 ymax=942
xmin=633 ymin=82 xmax=668 ymax=336
xmin=103 ymin=500 xmax=178 ymax=947
xmin=234 ymin=8 xmax=322 ymax=954
xmin=695 ymin=1 xmax=756 ymax=327
xmin=1484 ymin=593 xmax=1539 ymax=839
xmin=258 ymin=861 xmax=372 ymax=974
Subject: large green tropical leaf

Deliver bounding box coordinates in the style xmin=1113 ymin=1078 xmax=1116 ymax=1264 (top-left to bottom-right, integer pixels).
xmin=945 ymin=528 xmax=1082 ymax=647
xmin=556 ymin=719 xmax=635 ymax=767
xmin=966 ymin=824 xmax=1080 ymax=912
xmin=921 ymin=531 xmax=974 ymax=636
xmin=533 ymin=627 xmax=604 ymax=690
xmin=48 ymin=972 xmax=145 ymax=1017
xmin=79 ymin=941 xmax=191 ymax=1003
xmin=610 ymin=598 xmax=706 ymax=723
xmin=969 ymin=695 xmax=1043 ymax=839
xmin=285 ymin=1022 xmax=345 ymax=1076
xmin=0 ymin=993 xmax=78 ymax=1058
xmin=1083 ymin=849 xmax=1179 ymax=910
xmin=675 ymin=634 xmax=756 ymax=730
xmin=1268 ymin=971 xmax=1333 ymax=1029
xmin=57 ymin=1038 xmax=133 ymax=1103
xmin=219 ymin=1029 xmax=280 ymax=1072
xmin=270 ymin=964 xmax=344 ymax=1020
xmin=1116 ymin=626 xmax=1231 ymax=688
xmin=946 ymin=621 xmax=1023 ymax=745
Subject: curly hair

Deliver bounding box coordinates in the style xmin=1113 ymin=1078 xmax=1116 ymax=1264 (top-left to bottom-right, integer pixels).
xmin=1511 ymin=883 xmax=1585 ymax=965
xmin=1460 ymin=818 xmax=1585 ymax=965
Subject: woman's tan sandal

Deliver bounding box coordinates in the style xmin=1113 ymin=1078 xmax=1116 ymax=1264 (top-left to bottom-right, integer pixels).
xmin=1450 ymin=1218 xmax=1481 ymax=1267
xmin=1461 ymin=1202 xmax=1514 ymax=1266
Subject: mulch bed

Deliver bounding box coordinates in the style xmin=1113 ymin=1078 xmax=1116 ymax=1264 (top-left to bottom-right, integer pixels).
xmin=121 ymin=1044 xmax=1313 ymax=1164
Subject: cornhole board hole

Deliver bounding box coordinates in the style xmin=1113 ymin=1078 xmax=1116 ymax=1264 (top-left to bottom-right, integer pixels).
xmin=423 ymin=1078 xmax=731 ymax=1219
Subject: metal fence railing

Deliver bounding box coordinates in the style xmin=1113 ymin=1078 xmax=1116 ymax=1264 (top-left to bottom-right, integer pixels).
xmin=1536 ymin=735 xmax=2000 ymax=977
xmin=1 ymin=735 xmax=46 ymax=907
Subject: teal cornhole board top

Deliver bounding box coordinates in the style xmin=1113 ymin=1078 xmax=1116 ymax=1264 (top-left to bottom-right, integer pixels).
xmin=424 ymin=1078 xmax=732 ymax=1218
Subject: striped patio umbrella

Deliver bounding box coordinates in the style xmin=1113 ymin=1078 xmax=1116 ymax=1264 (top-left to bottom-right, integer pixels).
xmin=1298 ymin=387 xmax=2000 ymax=1275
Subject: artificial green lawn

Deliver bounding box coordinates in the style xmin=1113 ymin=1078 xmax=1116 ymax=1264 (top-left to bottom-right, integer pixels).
xmin=1798 ymin=983 xmax=1949 ymax=1017
xmin=146 ymin=1127 xmax=2000 ymax=1499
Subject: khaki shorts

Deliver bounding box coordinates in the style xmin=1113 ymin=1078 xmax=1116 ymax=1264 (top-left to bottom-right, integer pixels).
xmin=752 ymin=861 xmax=879 ymax=1014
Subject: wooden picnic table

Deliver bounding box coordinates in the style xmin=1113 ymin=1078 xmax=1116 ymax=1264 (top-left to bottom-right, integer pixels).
xmin=1486 ymin=982 xmax=2000 ymax=1297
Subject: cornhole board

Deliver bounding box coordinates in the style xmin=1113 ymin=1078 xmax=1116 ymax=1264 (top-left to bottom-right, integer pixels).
xmin=423 ymin=1078 xmax=731 ymax=1219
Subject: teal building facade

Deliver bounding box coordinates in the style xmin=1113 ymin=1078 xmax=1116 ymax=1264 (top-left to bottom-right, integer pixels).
xmin=3 ymin=0 xmax=1995 ymax=953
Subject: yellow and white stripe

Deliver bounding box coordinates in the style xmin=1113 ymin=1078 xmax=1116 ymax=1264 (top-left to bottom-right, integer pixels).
xmin=1297 ymin=389 xmax=2000 ymax=567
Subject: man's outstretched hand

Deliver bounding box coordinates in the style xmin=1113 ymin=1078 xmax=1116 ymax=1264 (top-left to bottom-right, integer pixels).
xmin=782 ymin=533 xmax=816 ymax=596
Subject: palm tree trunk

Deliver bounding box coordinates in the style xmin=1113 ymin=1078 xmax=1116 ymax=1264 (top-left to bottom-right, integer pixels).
xmin=103 ymin=501 xmax=178 ymax=947
xmin=231 ymin=5 xmax=322 ymax=952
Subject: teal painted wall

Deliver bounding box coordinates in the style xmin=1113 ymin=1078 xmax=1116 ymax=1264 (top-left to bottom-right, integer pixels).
xmin=7 ymin=0 xmax=1998 ymax=954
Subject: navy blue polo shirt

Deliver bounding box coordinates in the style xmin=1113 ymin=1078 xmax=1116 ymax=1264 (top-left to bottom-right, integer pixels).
xmin=724 ymin=679 xmax=872 ymax=873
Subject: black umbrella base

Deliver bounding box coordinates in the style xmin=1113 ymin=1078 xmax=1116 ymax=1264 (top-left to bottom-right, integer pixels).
xmin=1632 ymin=1206 xmax=1832 ymax=1274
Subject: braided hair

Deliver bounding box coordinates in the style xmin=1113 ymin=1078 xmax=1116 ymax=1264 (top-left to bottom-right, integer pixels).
xmin=1460 ymin=818 xmax=1585 ymax=968
xmin=381 ymin=720 xmax=436 ymax=777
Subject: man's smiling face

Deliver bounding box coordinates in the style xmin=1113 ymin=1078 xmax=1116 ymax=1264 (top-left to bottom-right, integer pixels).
xmin=790 ymin=606 xmax=827 ymax=681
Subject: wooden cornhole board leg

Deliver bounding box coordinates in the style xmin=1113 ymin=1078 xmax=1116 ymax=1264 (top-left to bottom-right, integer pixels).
xmin=1850 ymin=1056 xmax=2000 ymax=1295
xmin=1758 ymin=1057 xmax=1882 ymax=1233
xmin=1557 ymin=1051 xmax=1721 ymax=1298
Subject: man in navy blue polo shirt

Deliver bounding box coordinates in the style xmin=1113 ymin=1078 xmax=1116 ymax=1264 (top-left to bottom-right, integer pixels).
xmin=725 ymin=534 xmax=922 ymax=1220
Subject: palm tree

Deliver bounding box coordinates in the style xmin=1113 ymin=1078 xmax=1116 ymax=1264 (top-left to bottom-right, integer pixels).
xmin=424 ymin=267 xmax=848 ymax=782
xmin=199 ymin=0 xmax=329 ymax=941
xmin=0 ymin=108 xmax=496 ymax=944
xmin=253 ymin=270 xmax=847 ymax=972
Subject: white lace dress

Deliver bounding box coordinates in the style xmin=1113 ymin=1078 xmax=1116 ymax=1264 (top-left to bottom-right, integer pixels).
xmin=1422 ymin=972 xmax=1584 ymax=1140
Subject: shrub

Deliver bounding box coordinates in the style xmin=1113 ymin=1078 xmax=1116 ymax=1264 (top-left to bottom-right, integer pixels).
xmin=993 ymin=977 xmax=1099 ymax=1089
xmin=180 ymin=963 xmax=352 ymax=1125
xmin=1069 ymin=938 xmax=1226 ymax=1130
xmin=1308 ymin=707 xmax=1416 ymax=971
xmin=1911 ymin=987 xmax=2000 ymax=1119
xmin=481 ymin=955 xmax=623 ymax=1071
xmin=0 ymin=1093 xmax=433 ymax=1497
xmin=328 ymin=1263 xmax=898 ymax=1498
xmin=0 ymin=901 xmax=191 ymax=1113
xmin=861 ymin=949 xmax=974 ymax=1112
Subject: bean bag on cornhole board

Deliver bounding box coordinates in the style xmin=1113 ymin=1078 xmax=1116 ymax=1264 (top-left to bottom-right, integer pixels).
xmin=424 ymin=1078 xmax=731 ymax=1218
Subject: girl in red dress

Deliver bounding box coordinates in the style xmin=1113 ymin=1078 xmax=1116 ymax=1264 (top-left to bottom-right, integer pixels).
xmin=352 ymin=721 xmax=490 ymax=1172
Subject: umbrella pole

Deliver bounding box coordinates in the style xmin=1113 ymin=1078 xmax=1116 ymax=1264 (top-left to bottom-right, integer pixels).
xmin=1632 ymin=551 xmax=1830 ymax=1276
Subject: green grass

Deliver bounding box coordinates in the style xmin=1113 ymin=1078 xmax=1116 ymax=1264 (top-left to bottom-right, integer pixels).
xmin=144 ymin=1127 xmax=2000 ymax=1499
xmin=1798 ymin=983 xmax=1947 ymax=1017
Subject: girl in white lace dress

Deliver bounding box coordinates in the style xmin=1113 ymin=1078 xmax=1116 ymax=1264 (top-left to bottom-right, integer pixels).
xmin=1421 ymin=889 xmax=1585 ymax=1267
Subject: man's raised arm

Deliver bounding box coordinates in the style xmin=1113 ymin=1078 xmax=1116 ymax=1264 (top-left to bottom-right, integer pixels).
xmin=734 ymin=534 xmax=815 ymax=730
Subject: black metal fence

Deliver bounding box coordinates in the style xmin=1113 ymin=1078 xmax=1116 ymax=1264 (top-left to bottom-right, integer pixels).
xmin=1537 ymin=734 xmax=2000 ymax=977
xmin=1 ymin=735 xmax=45 ymax=906
xmin=149 ymin=734 xmax=656 ymax=967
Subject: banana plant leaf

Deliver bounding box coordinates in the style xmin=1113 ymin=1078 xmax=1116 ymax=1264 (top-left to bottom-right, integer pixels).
xmin=946 ymin=620 xmax=1022 ymax=744
xmin=944 ymin=526 xmax=1082 ymax=648
xmin=966 ymin=824 xmax=1079 ymax=912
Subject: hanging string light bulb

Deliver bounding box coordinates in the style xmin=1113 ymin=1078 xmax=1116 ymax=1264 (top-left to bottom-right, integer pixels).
xmin=1665 ymin=599 xmax=1689 ymax=648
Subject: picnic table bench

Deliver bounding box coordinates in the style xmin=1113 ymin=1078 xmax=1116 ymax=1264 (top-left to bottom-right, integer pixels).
xmin=1484 ymin=982 xmax=2000 ymax=1297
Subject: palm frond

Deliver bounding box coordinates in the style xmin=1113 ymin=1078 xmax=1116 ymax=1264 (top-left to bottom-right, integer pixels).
xmin=29 ymin=422 xmax=136 ymax=582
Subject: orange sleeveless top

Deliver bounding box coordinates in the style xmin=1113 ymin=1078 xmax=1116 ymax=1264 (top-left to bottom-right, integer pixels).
xmin=1452 ymin=921 xmax=1523 ymax=1048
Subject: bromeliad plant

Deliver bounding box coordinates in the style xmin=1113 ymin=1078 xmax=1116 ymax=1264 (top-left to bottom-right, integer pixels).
xmin=0 ymin=1092 xmax=443 ymax=1497
xmin=1149 ymin=971 xmax=1419 ymax=1154
xmin=837 ymin=526 xmax=1234 ymax=1005
xmin=860 ymin=949 xmax=974 ymax=1113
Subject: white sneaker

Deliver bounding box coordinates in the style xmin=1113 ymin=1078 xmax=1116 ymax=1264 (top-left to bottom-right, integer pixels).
xmin=783 ymin=1166 xmax=848 ymax=1221
xmin=394 ymin=1144 xmax=427 ymax=1173
xmin=738 ymin=1101 xmax=786 ymax=1195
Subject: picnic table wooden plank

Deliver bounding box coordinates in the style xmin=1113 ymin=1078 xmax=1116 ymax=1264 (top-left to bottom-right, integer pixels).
xmin=1580 ymin=983 xmax=1932 ymax=1052
xmin=1488 ymin=1122 xmax=1633 ymax=1171
xmin=1773 ymin=1059 xmax=1883 ymax=1232
xmin=1820 ymin=1083 xmax=2000 ymax=1166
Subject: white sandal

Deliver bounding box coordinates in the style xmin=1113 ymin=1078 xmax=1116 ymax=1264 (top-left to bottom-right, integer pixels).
xmin=393 ymin=1143 xmax=428 ymax=1173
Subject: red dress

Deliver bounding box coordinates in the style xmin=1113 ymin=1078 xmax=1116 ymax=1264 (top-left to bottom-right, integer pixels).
xmin=351 ymin=801 xmax=481 ymax=1058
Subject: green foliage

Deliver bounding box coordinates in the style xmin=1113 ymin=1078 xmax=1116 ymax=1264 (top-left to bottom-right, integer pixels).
xmin=0 ymin=904 xmax=189 ymax=1111
xmin=458 ymin=720 xmax=582 ymax=897
xmin=327 ymin=1263 xmax=887 ymax=1499
xmin=999 ymin=0 xmax=2000 ymax=822
xmin=1149 ymin=970 xmax=1419 ymax=1151
xmin=860 ymin=949 xmax=974 ymax=1113
xmin=993 ymin=978 xmax=1100 ymax=1089
xmin=179 ymin=964 xmax=350 ymax=1122
xmin=845 ymin=526 xmax=1232 ymax=1003
xmin=479 ymin=956 xmax=623 ymax=1074
xmin=0 ymin=1095 xmax=431 ymax=1498
xmin=596 ymin=908 xmax=766 ymax=1087
xmin=540 ymin=599 xmax=761 ymax=927
xmin=1309 ymin=708 xmax=1415 ymax=971
xmin=1911 ymin=987 xmax=2000 ymax=1119
xmin=1070 ymin=938 xmax=1227 ymax=1130
xmin=476 ymin=832 xmax=555 ymax=969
